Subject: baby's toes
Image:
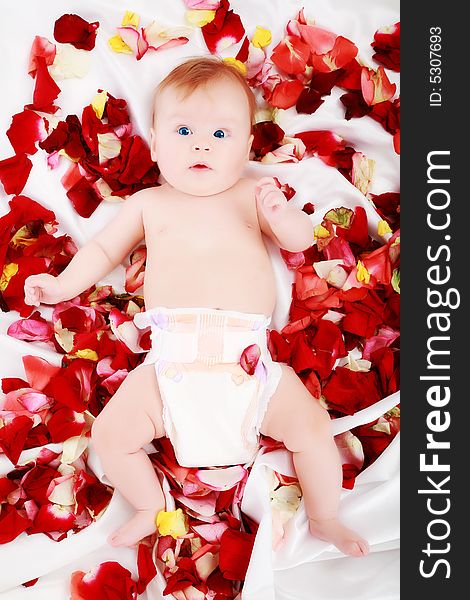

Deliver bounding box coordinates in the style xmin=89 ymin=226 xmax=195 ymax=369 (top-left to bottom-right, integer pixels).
xmin=347 ymin=538 xmax=369 ymax=557
xmin=357 ymin=538 xmax=370 ymax=556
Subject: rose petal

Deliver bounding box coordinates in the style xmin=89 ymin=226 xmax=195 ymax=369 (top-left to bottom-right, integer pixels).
xmin=269 ymin=79 xmax=304 ymax=109
xmin=6 ymin=110 xmax=47 ymax=155
xmin=0 ymin=504 xmax=33 ymax=544
xmin=31 ymin=56 xmax=61 ymax=112
xmin=271 ymin=36 xmax=310 ymax=75
xmin=0 ymin=154 xmax=33 ymax=195
xmin=195 ymin=465 xmax=246 ymax=491
xmin=201 ymin=0 xmax=245 ymax=54
xmin=54 ymin=14 xmax=99 ymax=51
xmin=361 ymin=65 xmax=396 ymax=106
xmin=0 ymin=415 xmax=34 ymax=465
xmin=28 ymin=36 xmax=56 ymax=77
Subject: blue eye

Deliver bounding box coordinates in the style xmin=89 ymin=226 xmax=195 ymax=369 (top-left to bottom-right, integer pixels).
xmin=213 ymin=129 xmax=225 ymax=138
xmin=178 ymin=126 xmax=191 ymax=136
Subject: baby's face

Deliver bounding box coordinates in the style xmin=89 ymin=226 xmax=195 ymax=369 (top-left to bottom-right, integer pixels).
xmin=150 ymin=77 xmax=254 ymax=196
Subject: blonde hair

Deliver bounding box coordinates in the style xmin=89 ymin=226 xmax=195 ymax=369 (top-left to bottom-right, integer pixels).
xmin=151 ymin=56 xmax=257 ymax=132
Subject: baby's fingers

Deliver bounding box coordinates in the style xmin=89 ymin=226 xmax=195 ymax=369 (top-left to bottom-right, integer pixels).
xmin=24 ymin=284 xmax=40 ymax=302
xmin=263 ymin=192 xmax=284 ymax=209
xmin=24 ymin=275 xmax=45 ymax=306
xmin=255 ymin=177 xmax=278 ymax=195
xmin=24 ymin=290 xmax=40 ymax=306
xmin=256 ymin=176 xmax=276 ymax=187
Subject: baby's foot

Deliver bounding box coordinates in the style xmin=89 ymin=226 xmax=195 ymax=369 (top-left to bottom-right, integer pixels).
xmin=308 ymin=517 xmax=369 ymax=557
xmin=107 ymin=509 xmax=158 ymax=547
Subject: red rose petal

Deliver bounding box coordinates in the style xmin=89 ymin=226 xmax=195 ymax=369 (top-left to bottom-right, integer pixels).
xmin=54 ymin=14 xmax=99 ymax=51
xmin=65 ymin=174 xmax=103 ymax=218
xmin=74 ymin=471 xmax=113 ymax=517
xmin=29 ymin=502 xmax=75 ymax=542
xmin=21 ymin=357 xmax=61 ymax=393
xmin=6 ymin=110 xmax=47 ymax=155
xmin=361 ymin=66 xmax=396 ymax=106
xmin=201 ymin=0 xmax=245 ymax=54
xmin=322 ymin=366 xmax=381 ymax=415
xmin=353 ymin=418 xmax=398 ymax=468
xmin=294 ymin=130 xmax=344 ymax=157
xmin=336 ymin=206 xmax=369 ymax=248
xmin=0 ymin=477 xmax=17 ymax=502
xmin=342 ymin=463 xmax=360 ymax=489
xmin=251 ymin=121 xmax=285 ymax=158
xmin=163 ymin=557 xmax=199 ymax=594
xmin=31 ymin=56 xmax=61 ymax=112
xmin=371 ymin=23 xmax=400 ymax=72
xmin=336 ymin=58 xmax=363 ymax=90
xmin=296 ymin=87 xmax=324 ymax=114
xmin=369 ymin=98 xmax=400 ymax=135
xmin=311 ymin=319 xmax=346 ymax=379
xmin=269 ymin=79 xmax=304 ymax=109
xmin=340 ymin=91 xmax=371 ymax=120
xmin=295 ymin=268 xmax=329 ymax=300
xmin=235 ymin=35 xmax=249 ymax=62
xmin=0 ymin=504 xmax=33 ymax=544
xmin=28 ymin=36 xmax=56 ymax=78
xmin=136 ymin=542 xmax=158 ymax=594
xmin=290 ymin=332 xmax=317 ymax=372
xmin=47 ymin=406 xmax=86 ymax=443
xmin=0 ymin=154 xmax=33 ymax=195
xmin=219 ymin=528 xmax=255 ymax=581
xmin=271 ymin=36 xmax=310 ymax=75
xmin=308 ymin=36 xmax=357 ymax=73
xmin=0 ymin=415 xmax=34 ymax=465
xmin=22 ymin=464 xmax=60 ymax=504
xmin=240 ymin=344 xmax=261 ymax=375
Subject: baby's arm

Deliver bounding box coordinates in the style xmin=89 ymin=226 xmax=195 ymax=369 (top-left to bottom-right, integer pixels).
xmin=254 ymin=177 xmax=313 ymax=253
xmin=25 ymin=190 xmax=149 ymax=306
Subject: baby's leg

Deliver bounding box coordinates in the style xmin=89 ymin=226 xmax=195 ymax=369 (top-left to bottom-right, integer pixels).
xmin=91 ymin=363 xmax=167 ymax=547
xmin=260 ymin=364 xmax=369 ymax=557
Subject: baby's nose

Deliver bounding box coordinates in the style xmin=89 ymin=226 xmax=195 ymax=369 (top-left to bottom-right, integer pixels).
xmin=192 ymin=142 xmax=212 ymax=152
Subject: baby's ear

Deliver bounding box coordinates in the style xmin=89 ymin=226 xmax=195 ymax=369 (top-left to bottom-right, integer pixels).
xmin=149 ymin=127 xmax=157 ymax=162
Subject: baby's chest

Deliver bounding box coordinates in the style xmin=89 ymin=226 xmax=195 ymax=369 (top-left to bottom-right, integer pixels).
xmin=145 ymin=205 xmax=257 ymax=250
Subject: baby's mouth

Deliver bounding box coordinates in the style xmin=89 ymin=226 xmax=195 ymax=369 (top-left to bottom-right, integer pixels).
xmin=190 ymin=163 xmax=212 ymax=170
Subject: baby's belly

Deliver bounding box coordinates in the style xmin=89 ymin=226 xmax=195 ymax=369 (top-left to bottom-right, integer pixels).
xmin=143 ymin=244 xmax=277 ymax=316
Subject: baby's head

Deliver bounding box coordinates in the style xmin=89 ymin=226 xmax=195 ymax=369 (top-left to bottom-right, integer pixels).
xmin=150 ymin=57 xmax=256 ymax=196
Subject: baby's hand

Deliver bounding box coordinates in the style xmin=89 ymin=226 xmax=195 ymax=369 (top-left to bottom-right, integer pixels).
xmin=24 ymin=273 xmax=64 ymax=307
xmin=255 ymin=177 xmax=288 ymax=224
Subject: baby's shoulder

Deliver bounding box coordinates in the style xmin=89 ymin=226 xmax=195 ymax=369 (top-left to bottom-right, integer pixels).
xmin=237 ymin=176 xmax=258 ymax=199
xmin=134 ymin=184 xmax=169 ymax=217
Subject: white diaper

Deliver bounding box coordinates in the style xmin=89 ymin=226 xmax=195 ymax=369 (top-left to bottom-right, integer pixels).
xmin=133 ymin=306 xmax=282 ymax=468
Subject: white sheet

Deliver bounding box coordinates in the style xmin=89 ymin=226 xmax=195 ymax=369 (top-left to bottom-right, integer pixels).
xmin=0 ymin=0 xmax=399 ymax=598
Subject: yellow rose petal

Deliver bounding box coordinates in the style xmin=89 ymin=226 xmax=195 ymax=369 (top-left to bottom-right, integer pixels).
xmin=356 ymin=260 xmax=370 ymax=284
xmin=91 ymin=90 xmax=108 ymax=119
xmin=108 ymin=35 xmax=133 ymax=54
xmin=252 ymin=25 xmax=272 ymax=48
xmin=58 ymin=148 xmax=79 ymax=162
xmin=186 ymin=9 xmax=216 ymax=27
xmin=223 ymin=57 xmax=247 ymax=76
xmin=0 ymin=263 xmax=18 ymax=291
xmin=75 ymin=349 xmax=99 ymax=361
xmin=11 ymin=225 xmax=37 ymax=247
xmin=313 ymin=224 xmax=330 ymax=240
xmin=122 ymin=11 xmax=140 ymax=28
xmin=377 ymin=219 xmax=392 ymax=236
xmin=156 ymin=508 xmax=189 ymax=539
xmin=352 ymin=152 xmax=375 ymax=195
xmin=97 ymin=132 xmax=122 ymax=164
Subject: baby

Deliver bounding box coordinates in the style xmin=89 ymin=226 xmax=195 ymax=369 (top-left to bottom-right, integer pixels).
xmin=24 ymin=57 xmax=368 ymax=557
